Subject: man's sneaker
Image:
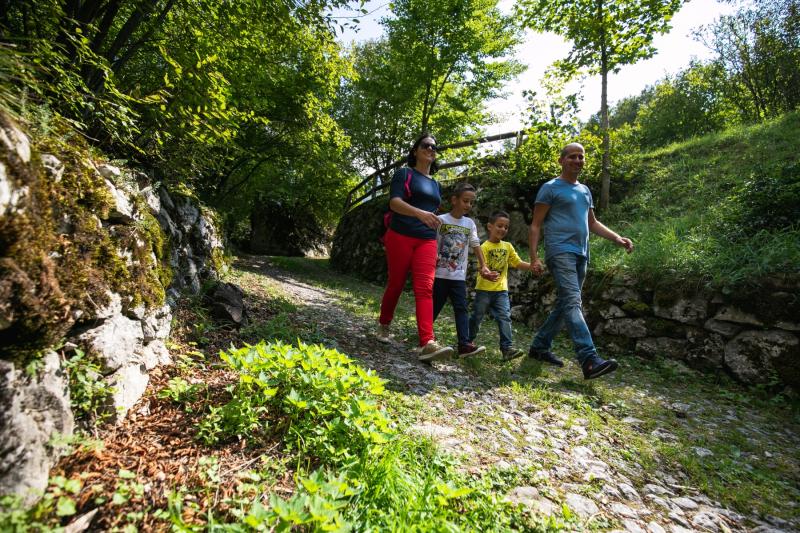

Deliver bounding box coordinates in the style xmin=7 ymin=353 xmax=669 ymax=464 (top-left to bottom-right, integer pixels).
xmin=376 ymin=323 xmax=392 ymax=343
xmin=528 ymin=348 xmax=564 ymax=367
xmin=458 ymin=342 xmax=486 ymax=358
xmin=582 ymin=355 xmax=618 ymax=380
xmin=501 ymin=347 xmax=524 ymax=361
xmin=417 ymin=340 xmax=454 ymax=362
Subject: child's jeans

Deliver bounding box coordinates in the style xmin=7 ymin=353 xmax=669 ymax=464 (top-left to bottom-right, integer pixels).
xmin=380 ymin=228 xmax=437 ymax=346
xmin=433 ymin=278 xmax=469 ymax=346
xmin=469 ymin=290 xmax=513 ymax=350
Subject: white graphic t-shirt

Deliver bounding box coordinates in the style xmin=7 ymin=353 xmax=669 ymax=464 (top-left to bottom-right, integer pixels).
xmin=435 ymin=213 xmax=480 ymax=281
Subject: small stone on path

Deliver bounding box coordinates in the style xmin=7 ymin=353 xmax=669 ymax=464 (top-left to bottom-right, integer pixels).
xmin=692 ymin=446 xmax=714 ymax=458
xmin=610 ymin=502 xmax=639 ymax=519
xmin=671 ymin=496 xmax=698 ymax=511
xmin=565 ymin=492 xmax=600 ymax=518
xmin=621 ymin=519 xmax=647 ymax=533
xmin=691 ymin=511 xmax=721 ymax=532
xmin=409 ymin=423 xmax=455 ymax=440
xmin=505 ymin=486 xmax=539 ymax=507
xmin=619 ymin=482 xmax=642 ymax=502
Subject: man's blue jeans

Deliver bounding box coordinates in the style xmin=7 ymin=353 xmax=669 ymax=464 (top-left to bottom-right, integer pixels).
xmin=530 ymin=252 xmax=597 ymax=363
xmin=469 ymin=290 xmax=513 ymax=350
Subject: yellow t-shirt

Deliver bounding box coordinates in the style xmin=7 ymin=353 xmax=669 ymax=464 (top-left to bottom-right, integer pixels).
xmin=475 ymin=240 xmax=521 ymax=292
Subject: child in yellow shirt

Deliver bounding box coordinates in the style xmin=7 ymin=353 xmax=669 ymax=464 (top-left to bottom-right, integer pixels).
xmin=468 ymin=211 xmax=536 ymax=360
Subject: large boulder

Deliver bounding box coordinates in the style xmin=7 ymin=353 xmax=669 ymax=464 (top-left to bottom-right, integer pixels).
xmin=76 ymin=311 xmax=144 ymax=374
xmin=0 ymin=352 xmax=73 ymax=504
xmin=205 ymin=282 xmax=248 ymax=326
xmin=724 ymin=330 xmax=800 ymax=388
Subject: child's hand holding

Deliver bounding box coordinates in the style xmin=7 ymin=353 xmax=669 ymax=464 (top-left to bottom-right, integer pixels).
xmin=480 ymin=266 xmax=499 ymax=281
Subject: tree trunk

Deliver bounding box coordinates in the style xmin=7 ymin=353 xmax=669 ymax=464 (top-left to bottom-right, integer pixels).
xmin=599 ymin=0 xmax=610 ymax=210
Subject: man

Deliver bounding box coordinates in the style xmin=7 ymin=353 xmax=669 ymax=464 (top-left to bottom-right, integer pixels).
xmin=527 ymin=142 xmax=634 ymax=379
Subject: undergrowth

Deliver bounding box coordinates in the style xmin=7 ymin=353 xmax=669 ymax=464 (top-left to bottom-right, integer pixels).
xmin=592 ymin=111 xmax=800 ymax=289
xmin=170 ymin=341 xmax=534 ymax=531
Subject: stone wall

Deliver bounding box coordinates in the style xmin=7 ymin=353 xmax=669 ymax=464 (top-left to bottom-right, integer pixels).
xmin=504 ymin=271 xmax=799 ymax=390
xmin=330 ymin=195 xmax=389 ymax=282
xmin=333 ymin=197 xmax=799 ymax=391
xmin=0 ymin=118 xmax=225 ymax=503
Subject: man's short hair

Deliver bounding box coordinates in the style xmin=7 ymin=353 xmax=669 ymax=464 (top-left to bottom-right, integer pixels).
xmin=488 ymin=210 xmax=510 ymax=223
xmin=560 ymin=142 xmax=585 ymax=158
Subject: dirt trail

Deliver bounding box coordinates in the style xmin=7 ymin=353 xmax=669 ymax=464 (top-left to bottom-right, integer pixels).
xmin=242 ymin=257 xmax=799 ymax=533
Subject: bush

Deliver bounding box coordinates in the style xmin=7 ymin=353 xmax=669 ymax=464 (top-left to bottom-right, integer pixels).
xmin=198 ymin=341 xmax=392 ymax=464
xmin=734 ymin=162 xmax=800 ymax=233
xmin=184 ymin=341 xmax=528 ymax=531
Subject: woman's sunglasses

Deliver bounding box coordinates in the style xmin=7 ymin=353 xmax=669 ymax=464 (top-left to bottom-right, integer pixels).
xmin=419 ymin=142 xmax=438 ymax=152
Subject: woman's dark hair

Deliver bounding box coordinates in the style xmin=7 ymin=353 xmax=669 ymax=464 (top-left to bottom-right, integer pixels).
xmin=407 ymin=132 xmax=440 ymax=174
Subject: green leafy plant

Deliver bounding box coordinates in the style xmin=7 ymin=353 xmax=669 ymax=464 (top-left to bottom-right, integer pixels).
xmin=198 ymin=342 xmax=391 ymax=463
xmin=181 ymin=341 xmax=533 ymax=530
xmin=158 ymin=376 xmax=204 ymax=405
xmin=0 ymin=476 xmax=82 ymax=530
xmin=111 ymin=470 xmax=144 ymax=507
xmin=63 ymin=348 xmax=115 ymax=423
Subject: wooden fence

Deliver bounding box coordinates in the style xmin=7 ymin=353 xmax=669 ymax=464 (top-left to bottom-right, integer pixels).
xmin=342 ymin=130 xmax=526 ymax=212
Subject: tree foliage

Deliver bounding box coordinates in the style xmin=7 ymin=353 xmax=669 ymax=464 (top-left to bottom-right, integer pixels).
xmin=516 ymin=0 xmax=684 ymax=209
xmin=336 ymin=0 xmax=524 ymax=175
xmin=1 ymin=0 xmax=356 ymax=234
xmin=635 ymin=61 xmax=735 ymax=147
xmin=696 ymin=0 xmax=800 ymax=122
xmin=589 ymin=0 xmax=800 ymax=151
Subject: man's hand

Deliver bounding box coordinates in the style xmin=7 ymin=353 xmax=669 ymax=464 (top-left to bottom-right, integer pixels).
xmin=616 ymin=237 xmax=634 ymax=253
xmin=531 ymin=258 xmax=545 ymax=276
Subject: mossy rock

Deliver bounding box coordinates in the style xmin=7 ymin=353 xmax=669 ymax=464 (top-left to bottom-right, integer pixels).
xmin=0 ymin=115 xmax=169 ymax=363
xmin=644 ymin=317 xmax=686 ymax=339
xmin=595 ymin=334 xmax=636 ymax=354
xmin=621 ymin=300 xmax=651 ymax=317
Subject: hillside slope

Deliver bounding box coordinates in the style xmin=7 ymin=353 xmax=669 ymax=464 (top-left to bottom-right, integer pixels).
xmin=593 ymin=112 xmax=800 ymax=289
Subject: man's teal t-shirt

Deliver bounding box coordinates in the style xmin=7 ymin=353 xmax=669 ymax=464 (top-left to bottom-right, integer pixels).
xmin=535 ymin=177 xmax=593 ymax=260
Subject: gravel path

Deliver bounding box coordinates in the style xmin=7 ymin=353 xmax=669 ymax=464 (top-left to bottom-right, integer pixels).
xmin=242 ymin=257 xmax=799 ymax=533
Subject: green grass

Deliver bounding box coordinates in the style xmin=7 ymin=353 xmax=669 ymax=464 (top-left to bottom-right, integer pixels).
xmin=593 ymin=111 xmax=800 ymax=289
xmin=246 ymin=257 xmax=800 ymax=523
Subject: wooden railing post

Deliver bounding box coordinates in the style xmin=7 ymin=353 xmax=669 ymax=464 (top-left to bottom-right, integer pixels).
xmin=343 ymin=129 xmax=528 ymax=213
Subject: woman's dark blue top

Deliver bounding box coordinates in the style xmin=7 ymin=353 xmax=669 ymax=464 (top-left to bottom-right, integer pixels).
xmin=388 ymin=167 xmax=441 ymax=240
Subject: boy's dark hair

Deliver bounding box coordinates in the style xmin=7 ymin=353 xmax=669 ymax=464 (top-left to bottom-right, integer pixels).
xmin=451 ymin=182 xmax=475 ymax=198
xmin=407 ymin=132 xmax=440 ymax=174
xmin=488 ymin=210 xmax=510 ymax=223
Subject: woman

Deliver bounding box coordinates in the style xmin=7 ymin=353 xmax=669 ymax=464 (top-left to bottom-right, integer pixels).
xmin=376 ymin=133 xmax=454 ymax=362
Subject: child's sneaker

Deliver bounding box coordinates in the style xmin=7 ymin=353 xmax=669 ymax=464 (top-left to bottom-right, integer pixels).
xmin=582 ymin=355 xmax=618 ymax=380
xmin=501 ymin=347 xmax=524 ymax=361
xmin=417 ymin=340 xmax=454 ymax=362
xmin=457 ymin=342 xmax=485 ymax=358
xmin=376 ymin=323 xmax=392 ymax=343
xmin=528 ymin=348 xmax=564 ymax=367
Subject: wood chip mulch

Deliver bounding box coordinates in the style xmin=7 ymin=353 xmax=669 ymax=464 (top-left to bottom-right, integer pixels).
xmin=51 ymin=298 xmax=295 ymax=531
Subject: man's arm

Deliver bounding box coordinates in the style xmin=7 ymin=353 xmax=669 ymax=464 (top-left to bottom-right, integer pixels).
xmin=588 ymin=209 xmax=634 ymax=253
xmin=528 ymin=203 xmax=550 ymax=274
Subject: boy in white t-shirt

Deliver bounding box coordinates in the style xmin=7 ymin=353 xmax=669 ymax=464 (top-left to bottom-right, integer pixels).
xmin=433 ymin=183 xmax=496 ymax=357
